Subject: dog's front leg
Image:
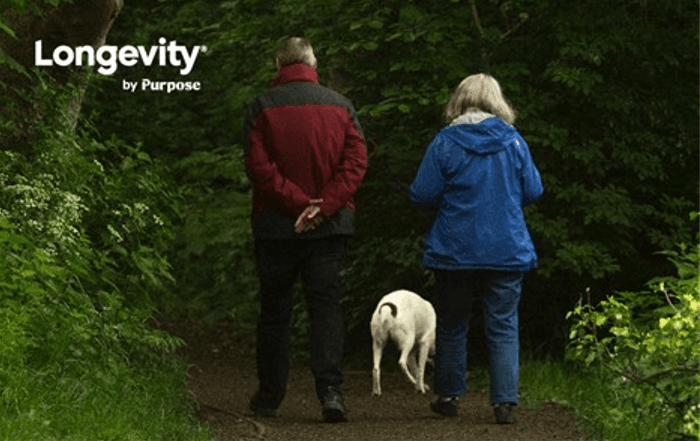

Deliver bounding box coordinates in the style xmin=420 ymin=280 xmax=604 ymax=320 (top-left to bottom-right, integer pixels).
xmin=398 ymin=342 xmax=418 ymax=387
xmin=407 ymin=350 xmax=420 ymax=389
xmin=414 ymin=341 xmax=431 ymax=393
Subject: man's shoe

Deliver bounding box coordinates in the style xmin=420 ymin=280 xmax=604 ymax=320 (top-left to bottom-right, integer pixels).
xmin=494 ymin=402 xmax=516 ymax=424
xmin=430 ymin=395 xmax=460 ymax=417
xmin=249 ymin=391 xmax=281 ymax=418
xmin=320 ymin=390 xmax=348 ymax=423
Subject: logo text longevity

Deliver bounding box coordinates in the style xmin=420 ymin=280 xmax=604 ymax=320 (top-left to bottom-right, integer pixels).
xmin=35 ymin=38 xmax=206 ymax=75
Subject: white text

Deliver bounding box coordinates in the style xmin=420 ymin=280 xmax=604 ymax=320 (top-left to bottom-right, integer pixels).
xmin=35 ymin=38 xmax=206 ymax=76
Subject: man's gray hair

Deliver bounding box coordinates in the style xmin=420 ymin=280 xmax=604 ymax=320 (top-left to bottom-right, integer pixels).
xmin=275 ymin=37 xmax=317 ymax=69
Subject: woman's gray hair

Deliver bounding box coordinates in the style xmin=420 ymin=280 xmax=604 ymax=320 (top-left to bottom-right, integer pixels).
xmin=443 ymin=73 xmax=516 ymax=125
xmin=275 ymin=37 xmax=317 ymax=69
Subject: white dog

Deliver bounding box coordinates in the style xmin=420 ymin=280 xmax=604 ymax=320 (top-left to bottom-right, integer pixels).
xmin=370 ymin=290 xmax=436 ymax=396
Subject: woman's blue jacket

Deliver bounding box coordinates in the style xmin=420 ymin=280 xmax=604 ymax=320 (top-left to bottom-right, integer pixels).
xmin=409 ymin=115 xmax=543 ymax=272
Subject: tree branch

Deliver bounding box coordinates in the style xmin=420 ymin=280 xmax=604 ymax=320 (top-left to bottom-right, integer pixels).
xmin=469 ymin=0 xmax=484 ymax=37
xmin=0 ymin=0 xmax=124 ymax=146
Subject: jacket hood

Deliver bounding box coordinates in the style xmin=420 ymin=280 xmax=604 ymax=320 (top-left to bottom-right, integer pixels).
xmin=442 ymin=112 xmax=518 ymax=155
xmin=273 ymin=62 xmax=319 ymax=87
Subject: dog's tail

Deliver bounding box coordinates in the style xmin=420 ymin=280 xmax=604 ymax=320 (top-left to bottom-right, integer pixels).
xmin=378 ymin=302 xmax=397 ymax=318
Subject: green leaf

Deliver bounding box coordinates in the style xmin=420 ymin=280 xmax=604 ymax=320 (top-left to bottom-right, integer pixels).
xmin=425 ymin=31 xmax=442 ymax=44
xmin=0 ymin=47 xmax=28 ymax=76
xmin=0 ymin=18 xmax=16 ymax=38
xmin=363 ymin=41 xmax=379 ymax=51
xmin=399 ymin=5 xmax=424 ymax=24
xmin=593 ymin=314 xmax=606 ymax=326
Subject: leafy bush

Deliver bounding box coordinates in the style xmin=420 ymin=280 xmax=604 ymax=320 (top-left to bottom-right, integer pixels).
xmin=168 ymin=147 xmax=259 ymax=325
xmin=566 ymin=227 xmax=700 ymax=440
xmin=83 ymin=0 xmax=697 ymax=358
xmin=0 ymin=74 xmax=212 ymax=439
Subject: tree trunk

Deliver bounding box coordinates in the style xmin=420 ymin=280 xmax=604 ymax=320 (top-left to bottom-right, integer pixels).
xmin=0 ymin=0 xmax=124 ymax=146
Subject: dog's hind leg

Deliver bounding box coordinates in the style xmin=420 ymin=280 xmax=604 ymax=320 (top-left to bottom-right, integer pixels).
xmin=372 ymin=338 xmax=384 ymax=396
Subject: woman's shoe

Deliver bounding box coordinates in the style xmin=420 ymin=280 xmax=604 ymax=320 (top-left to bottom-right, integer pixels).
xmin=430 ymin=395 xmax=460 ymax=417
xmin=494 ymin=402 xmax=516 ymax=424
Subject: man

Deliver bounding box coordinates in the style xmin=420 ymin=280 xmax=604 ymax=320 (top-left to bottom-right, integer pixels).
xmin=243 ymin=37 xmax=367 ymax=423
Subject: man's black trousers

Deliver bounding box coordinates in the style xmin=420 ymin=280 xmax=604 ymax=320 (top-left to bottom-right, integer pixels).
xmin=254 ymin=236 xmax=347 ymax=408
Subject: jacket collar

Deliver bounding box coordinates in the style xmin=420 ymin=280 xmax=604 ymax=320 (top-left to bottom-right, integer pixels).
xmin=273 ymin=63 xmax=319 ymax=87
xmin=449 ymin=109 xmax=497 ymax=126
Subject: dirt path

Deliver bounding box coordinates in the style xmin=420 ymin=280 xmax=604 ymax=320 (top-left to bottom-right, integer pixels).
xmin=159 ymin=320 xmax=585 ymax=441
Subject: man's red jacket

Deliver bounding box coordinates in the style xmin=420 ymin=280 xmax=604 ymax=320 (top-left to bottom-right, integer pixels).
xmin=244 ymin=63 xmax=368 ymax=239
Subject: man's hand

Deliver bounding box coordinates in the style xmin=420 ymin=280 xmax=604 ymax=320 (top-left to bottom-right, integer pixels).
xmin=294 ymin=199 xmax=326 ymax=234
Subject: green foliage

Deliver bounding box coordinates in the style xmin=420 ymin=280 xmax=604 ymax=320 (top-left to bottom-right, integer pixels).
xmin=0 ymin=0 xmax=34 ymax=42
xmin=83 ymin=0 xmax=698 ymax=356
xmin=169 ymin=147 xmax=259 ymax=325
xmin=519 ymin=355 xmax=680 ymax=441
xmin=516 ymin=0 xmax=698 ymax=279
xmin=82 ymin=1 xmax=266 ymax=324
xmin=0 ymin=0 xmax=76 ymax=75
xmin=566 ymin=237 xmax=700 ymax=440
xmin=0 ymin=219 xmax=32 ymax=410
xmin=0 ymin=72 xmax=212 ymax=439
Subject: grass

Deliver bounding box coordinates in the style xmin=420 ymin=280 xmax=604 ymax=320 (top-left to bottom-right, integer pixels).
xmin=519 ymin=355 xmax=683 ymax=441
xmin=0 ymin=356 xmax=216 ymax=441
xmin=1 ymin=337 xmax=686 ymax=441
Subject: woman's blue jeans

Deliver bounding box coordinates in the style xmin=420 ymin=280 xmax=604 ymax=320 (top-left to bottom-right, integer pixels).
xmin=432 ymin=269 xmax=523 ymax=405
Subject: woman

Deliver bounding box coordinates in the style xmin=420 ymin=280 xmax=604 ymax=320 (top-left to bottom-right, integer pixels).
xmin=409 ymin=73 xmax=543 ymax=423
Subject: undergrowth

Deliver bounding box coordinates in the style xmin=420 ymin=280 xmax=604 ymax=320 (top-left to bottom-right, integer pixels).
xmin=0 ymin=73 xmax=215 ymax=441
xmin=522 ymin=235 xmax=700 ymax=441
